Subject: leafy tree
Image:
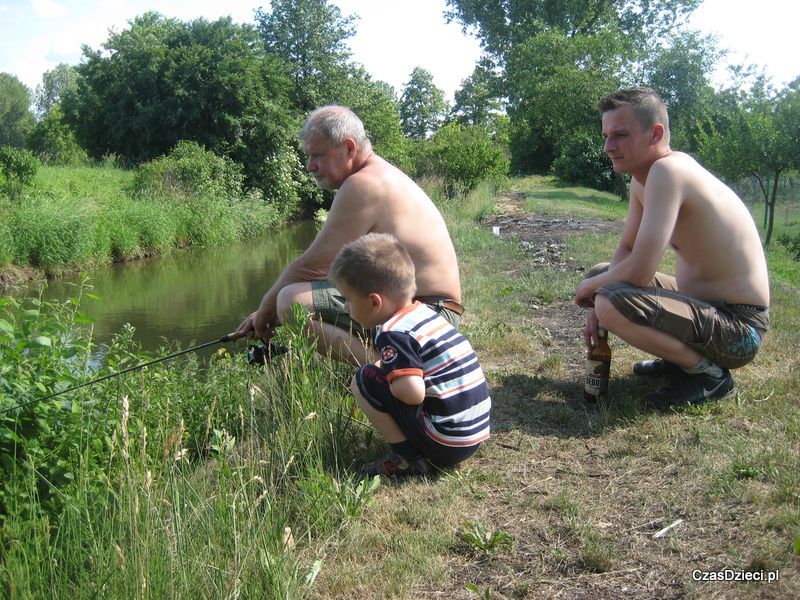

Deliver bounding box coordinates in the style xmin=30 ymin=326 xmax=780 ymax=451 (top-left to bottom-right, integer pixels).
xmin=415 ymin=122 xmax=508 ymax=197
xmin=0 ymin=146 xmax=39 ymax=200
xmin=452 ymin=57 xmax=504 ymax=127
xmin=34 ymin=63 xmax=78 ymax=119
xmin=62 ymin=13 xmax=300 ymax=204
xmin=551 ymin=130 xmax=615 ymax=191
xmin=0 ymin=73 xmax=35 ymax=148
xmin=27 ymin=104 xmax=88 ymax=165
xmin=399 ymin=67 xmax=448 ymax=141
xmin=256 ymin=0 xmax=357 ymax=112
xmin=698 ymin=82 xmax=800 ymax=244
xmin=643 ymin=31 xmax=719 ymax=152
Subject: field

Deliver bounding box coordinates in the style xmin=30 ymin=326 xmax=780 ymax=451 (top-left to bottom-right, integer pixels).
xmin=1 ymin=176 xmax=797 ymax=598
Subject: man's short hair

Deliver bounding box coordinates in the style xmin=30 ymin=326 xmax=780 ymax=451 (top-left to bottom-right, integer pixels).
xmin=599 ymin=86 xmax=670 ymax=141
xmin=330 ymin=233 xmax=416 ymax=300
xmin=300 ymin=105 xmax=373 ymax=151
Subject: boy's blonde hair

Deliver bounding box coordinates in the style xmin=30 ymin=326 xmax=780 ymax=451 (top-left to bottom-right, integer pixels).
xmin=330 ymin=233 xmax=416 ymax=300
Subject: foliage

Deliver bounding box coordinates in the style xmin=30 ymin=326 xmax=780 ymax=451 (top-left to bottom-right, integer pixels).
xmin=256 ymin=0 xmax=357 ymax=112
xmin=697 ymin=82 xmax=800 ymax=244
xmin=551 ymin=130 xmax=615 ymax=191
xmin=26 ymin=104 xmax=89 ymax=166
xmin=62 ymin=13 xmax=298 ymax=200
xmin=415 ymin=122 xmax=508 ymax=197
xmin=399 ymin=67 xmax=448 ymax=141
xmin=131 ymin=140 xmax=245 ymax=201
xmin=460 ymin=520 xmax=514 ymax=554
xmin=777 ymin=232 xmax=800 ymax=260
xmin=0 ymin=73 xmax=35 ymax=149
xmin=452 ymin=57 xmax=505 ymax=127
xmin=0 ymin=146 xmax=40 ymax=200
xmin=34 ymin=63 xmax=78 ymax=119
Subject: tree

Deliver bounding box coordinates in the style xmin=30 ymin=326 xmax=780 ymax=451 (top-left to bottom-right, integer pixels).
xmin=34 ymin=63 xmax=78 ymax=119
xmin=62 ymin=13 xmax=300 ymax=203
xmin=698 ymin=82 xmax=800 ymax=245
xmin=27 ymin=104 xmax=88 ymax=165
xmin=452 ymin=57 xmax=504 ymax=127
xmin=0 ymin=73 xmax=35 ymax=148
xmin=256 ymin=0 xmax=357 ymax=112
xmin=399 ymin=67 xmax=448 ymax=141
xmin=0 ymin=146 xmax=39 ymax=200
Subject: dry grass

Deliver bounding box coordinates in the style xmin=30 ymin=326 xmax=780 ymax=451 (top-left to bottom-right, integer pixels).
xmin=305 ymin=185 xmax=799 ymax=599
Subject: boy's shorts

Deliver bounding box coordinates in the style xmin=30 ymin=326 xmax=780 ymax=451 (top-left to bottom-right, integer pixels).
xmin=311 ymin=280 xmax=462 ymax=339
xmin=589 ymin=264 xmax=769 ymax=369
xmin=355 ymin=364 xmax=479 ymax=467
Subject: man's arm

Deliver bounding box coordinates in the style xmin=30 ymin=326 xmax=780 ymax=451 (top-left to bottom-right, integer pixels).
xmin=576 ymin=163 xmax=681 ymax=306
xmin=237 ymin=181 xmax=379 ymax=337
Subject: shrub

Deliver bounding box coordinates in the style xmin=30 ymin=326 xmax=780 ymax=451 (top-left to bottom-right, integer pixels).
xmin=777 ymin=232 xmax=800 ymax=260
xmin=0 ymin=145 xmax=40 ymax=200
xmin=414 ymin=122 xmax=508 ymax=198
xmin=131 ymin=140 xmax=245 ymax=201
xmin=551 ymin=131 xmax=616 ymax=192
xmin=0 ymin=215 xmax=12 ymax=267
xmin=26 ymin=105 xmax=89 ymax=166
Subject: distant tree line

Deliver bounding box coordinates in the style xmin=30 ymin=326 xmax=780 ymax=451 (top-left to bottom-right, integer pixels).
xmin=0 ymin=0 xmax=798 ymax=238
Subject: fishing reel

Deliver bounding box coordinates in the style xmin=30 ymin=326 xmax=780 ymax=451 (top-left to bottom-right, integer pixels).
xmin=247 ymin=339 xmax=289 ymax=366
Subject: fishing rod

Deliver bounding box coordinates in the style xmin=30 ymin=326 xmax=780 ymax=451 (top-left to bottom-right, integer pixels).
xmin=1 ymin=332 xmax=246 ymax=416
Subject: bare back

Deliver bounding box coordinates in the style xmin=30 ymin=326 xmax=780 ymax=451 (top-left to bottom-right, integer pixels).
xmin=345 ymin=155 xmax=462 ymax=301
xmin=633 ymin=152 xmax=769 ymax=306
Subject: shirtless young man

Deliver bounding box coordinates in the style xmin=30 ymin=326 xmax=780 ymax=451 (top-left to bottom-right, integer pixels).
xmin=575 ymin=87 xmax=770 ymax=408
xmin=235 ymin=105 xmax=463 ymax=365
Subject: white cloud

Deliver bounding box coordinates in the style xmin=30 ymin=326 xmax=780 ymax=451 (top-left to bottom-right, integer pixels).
xmin=31 ymin=0 xmax=67 ymax=18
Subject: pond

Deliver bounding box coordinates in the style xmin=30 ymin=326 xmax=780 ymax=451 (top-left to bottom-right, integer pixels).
xmin=16 ymin=221 xmax=318 ymax=356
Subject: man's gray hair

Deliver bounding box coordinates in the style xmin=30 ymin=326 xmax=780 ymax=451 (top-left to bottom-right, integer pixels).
xmin=300 ymin=105 xmax=373 ymax=151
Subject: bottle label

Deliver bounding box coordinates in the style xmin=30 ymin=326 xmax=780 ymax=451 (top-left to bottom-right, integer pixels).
xmin=584 ymin=359 xmax=610 ymax=396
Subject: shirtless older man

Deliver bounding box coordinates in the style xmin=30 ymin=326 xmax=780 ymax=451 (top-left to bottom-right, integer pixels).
xmin=236 ymin=105 xmax=462 ymax=365
xmin=575 ymin=87 xmax=770 ymax=408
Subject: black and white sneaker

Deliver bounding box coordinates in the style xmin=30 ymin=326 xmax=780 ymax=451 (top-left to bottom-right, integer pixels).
xmin=633 ymin=358 xmax=683 ymax=377
xmin=645 ymin=369 xmax=736 ymax=409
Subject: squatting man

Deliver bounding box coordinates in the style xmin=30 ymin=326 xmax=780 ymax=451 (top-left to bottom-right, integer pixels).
xmin=575 ymin=87 xmax=770 ymax=408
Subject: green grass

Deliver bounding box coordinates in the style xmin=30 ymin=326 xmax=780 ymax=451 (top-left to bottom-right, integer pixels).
xmin=1 ymin=164 xmax=289 ymax=277
xmin=2 ymin=176 xmax=798 ymax=598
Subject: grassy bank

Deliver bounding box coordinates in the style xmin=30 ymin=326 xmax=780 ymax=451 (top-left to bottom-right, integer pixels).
xmin=1 ymin=177 xmax=798 ymax=598
xmin=0 ymin=163 xmax=290 ymax=285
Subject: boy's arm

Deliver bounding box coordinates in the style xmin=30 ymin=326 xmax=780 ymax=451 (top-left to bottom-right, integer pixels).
xmin=389 ymin=374 xmax=426 ymax=405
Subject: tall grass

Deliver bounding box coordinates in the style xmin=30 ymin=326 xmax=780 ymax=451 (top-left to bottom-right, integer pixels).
xmin=2 ymin=165 xmax=291 ymax=276
xmin=0 ymin=297 xmax=379 ymax=597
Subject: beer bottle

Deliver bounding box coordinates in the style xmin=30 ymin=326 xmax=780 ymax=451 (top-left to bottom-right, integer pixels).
xmin=584 ymin=326 xmax=611 ymax=402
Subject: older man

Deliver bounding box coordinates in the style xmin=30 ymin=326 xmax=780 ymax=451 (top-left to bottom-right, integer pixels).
xmin=236 ymin=105 xmax=463 ymax=365
xmin=575 ymin=87 xmax=770 ymax=408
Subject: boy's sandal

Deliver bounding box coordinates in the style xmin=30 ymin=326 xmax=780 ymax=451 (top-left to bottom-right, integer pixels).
xmin=361 ymin=451 xmax=432 ymax=478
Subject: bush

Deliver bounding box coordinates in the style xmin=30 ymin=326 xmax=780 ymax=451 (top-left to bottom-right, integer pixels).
xmin=0 ymin=215 xmax=12 ymax=267
xmin=0 ymin=146 xmax=39 ymax=200
xmin=131 ymin=140 xmax=245 ymax=201
xmin=26 ymin=105 xmax=89 ymax=166
xmin=551 ymin=131 xmax=616 ymax=192
xmin=777 ymin=232 xmax=800 ymax=260
xmin=414 ymin=122 xmax=508 ymax=198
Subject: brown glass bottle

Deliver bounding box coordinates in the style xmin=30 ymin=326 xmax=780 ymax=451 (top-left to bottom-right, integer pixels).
xmin=584 ymin=326 xmax=611 ymax=402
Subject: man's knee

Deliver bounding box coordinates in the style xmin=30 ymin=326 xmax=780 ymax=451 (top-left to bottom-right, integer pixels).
xmin=594 ymin=294 xmax=625 ymax=330
xmin=586 ymin=262 xmax=610 ymax=279
xmin=276 ymin=282 xmax=314 ymax=321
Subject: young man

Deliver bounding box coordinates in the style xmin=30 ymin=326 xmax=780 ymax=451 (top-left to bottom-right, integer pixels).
xmin=329 ymin=233 xmax=491 ymax=477
xmin=235 ymin=106 xmax=463 ymax=366
xmin=575 ymin=87 xmax=770 ymax=408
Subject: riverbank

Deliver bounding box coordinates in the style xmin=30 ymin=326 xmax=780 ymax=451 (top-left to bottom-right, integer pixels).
xmin=1 ymin=177 xmax=797 ymax=598
xmin=0 ymin=162 xmax=296 ymax=292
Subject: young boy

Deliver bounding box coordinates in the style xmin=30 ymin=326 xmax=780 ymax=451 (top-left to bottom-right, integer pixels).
xmin=329 ymin=233 xmax=491 ymax=478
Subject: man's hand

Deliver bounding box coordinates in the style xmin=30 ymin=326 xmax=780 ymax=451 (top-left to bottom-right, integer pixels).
xmin=582 ymin=309 xmax=600 ymax=350
xmin=575 ymin=278 xmax=597 ymax=309
xmin=235 ymin=310 xmax=277 ymax=341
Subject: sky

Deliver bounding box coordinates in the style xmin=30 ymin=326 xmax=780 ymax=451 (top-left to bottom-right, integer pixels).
xmin=0 ymin=0 xmax=798 ymax=102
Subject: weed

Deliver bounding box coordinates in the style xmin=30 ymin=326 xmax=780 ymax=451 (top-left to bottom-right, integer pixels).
xmin=460 ymin=520 xmax=514 ymax=554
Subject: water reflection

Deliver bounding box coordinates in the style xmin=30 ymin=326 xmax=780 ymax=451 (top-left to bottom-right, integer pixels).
xmin=18 ymin=221 xmax=317 ymax=353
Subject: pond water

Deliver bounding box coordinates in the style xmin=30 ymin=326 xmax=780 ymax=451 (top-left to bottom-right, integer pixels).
xmin=16 ymin=221 xmax=318 ymax=355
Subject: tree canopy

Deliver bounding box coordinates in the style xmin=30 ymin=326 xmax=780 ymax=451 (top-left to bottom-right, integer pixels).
xmin=0 ymin=73 xmax=35 ymax=148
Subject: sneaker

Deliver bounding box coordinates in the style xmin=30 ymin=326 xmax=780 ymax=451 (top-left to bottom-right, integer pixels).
xmin=633 ymin=358 xmax=683 ymax=377
xmin=361 ymin=451 xmax=432 ymax=479
xmin=247 ymin=340 xmax=289 ymax=366
xmin=645 ymin=369 xmax=736 ymax=409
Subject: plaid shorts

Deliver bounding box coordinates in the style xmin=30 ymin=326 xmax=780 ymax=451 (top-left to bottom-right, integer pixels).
xmin=590 ymin=264 xmax=769 ymax=369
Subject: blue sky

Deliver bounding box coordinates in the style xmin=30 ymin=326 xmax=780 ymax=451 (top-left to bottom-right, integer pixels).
xmin=0 ymin=0 xmax=797 ymax=100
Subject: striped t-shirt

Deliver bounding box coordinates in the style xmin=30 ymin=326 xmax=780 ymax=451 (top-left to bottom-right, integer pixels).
xmin=375 ymin=301 xmax=491 ymax=447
